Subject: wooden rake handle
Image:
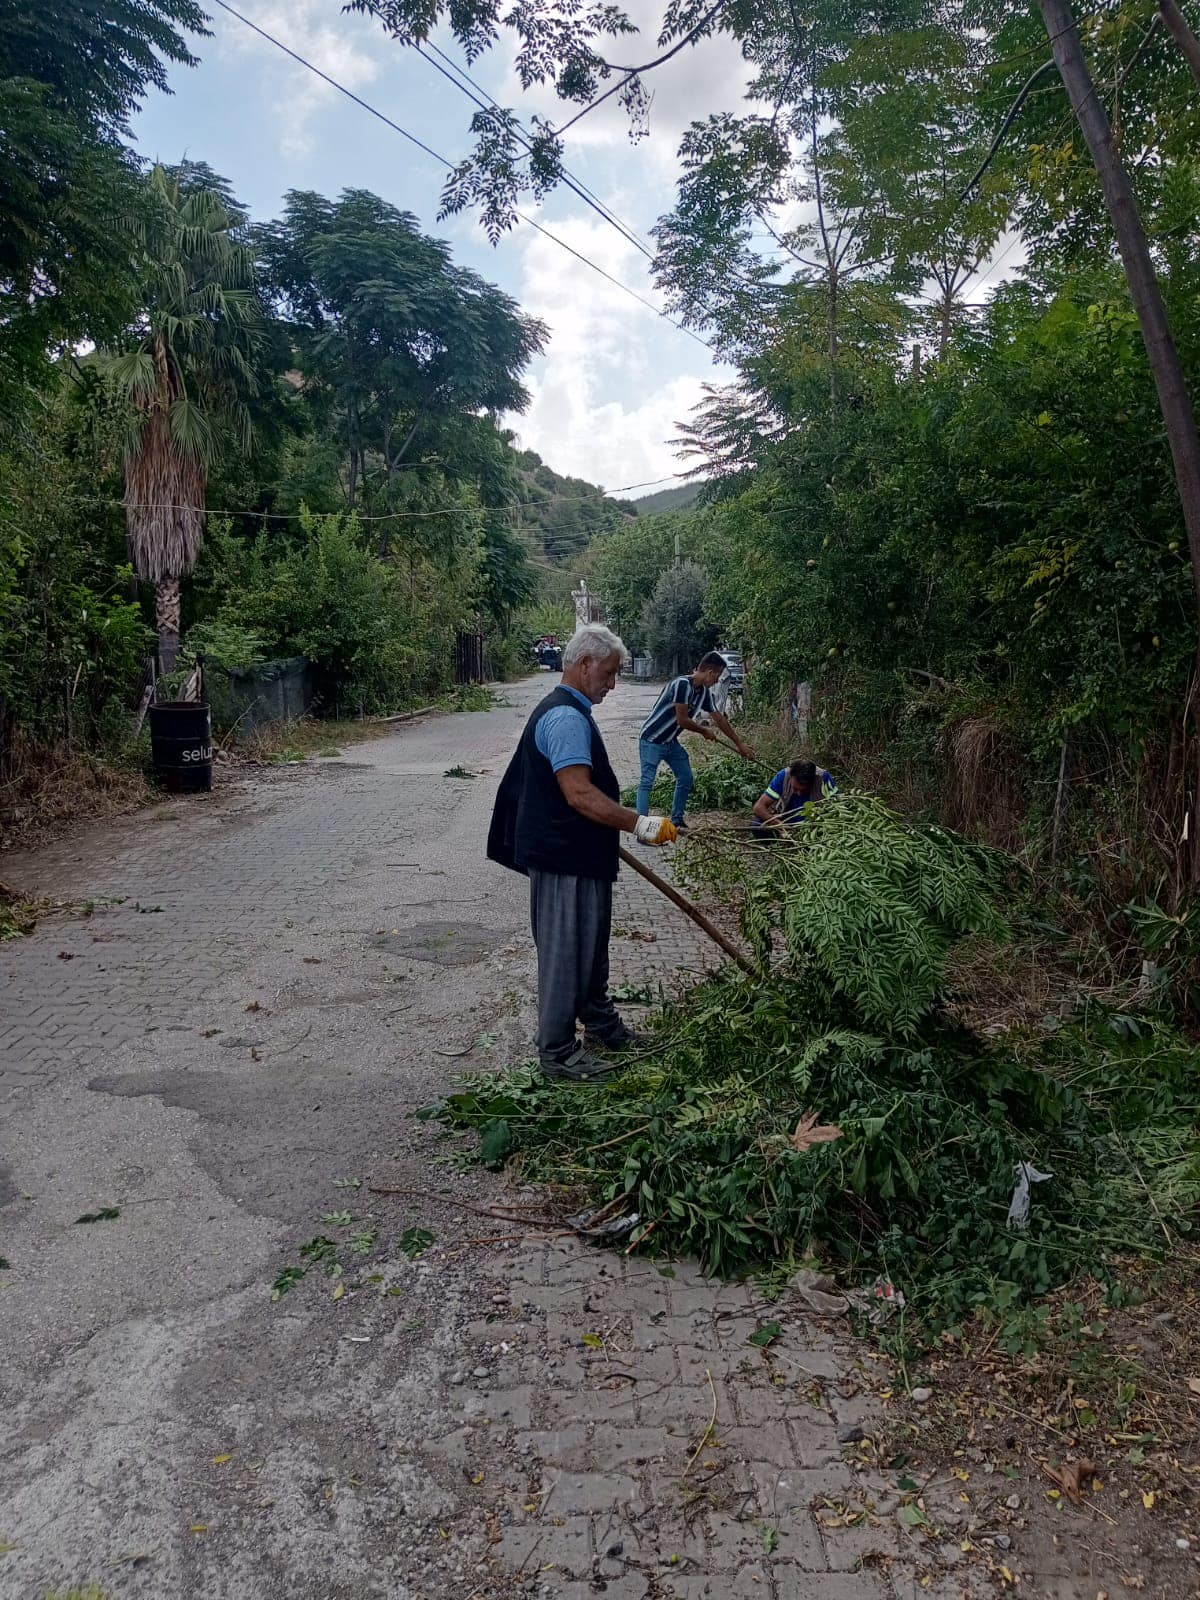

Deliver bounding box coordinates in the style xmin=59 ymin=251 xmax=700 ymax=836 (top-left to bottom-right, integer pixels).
xmin=617 ymin=844 xmax=755 ymax=976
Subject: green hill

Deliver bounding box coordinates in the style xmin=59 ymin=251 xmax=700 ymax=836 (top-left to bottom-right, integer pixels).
xmin=627 ymin=481 xmax=705 ymax=516
xmin=513 ymin=448 xmax=636 ymax=564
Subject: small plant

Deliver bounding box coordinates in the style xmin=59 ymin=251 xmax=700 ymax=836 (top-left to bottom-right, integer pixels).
xmin=0 ymin=891 xmax=40 ymax=940
xmin=399 ymin=1227 xmax=435 ymax=1259
xmin=448 ymin=683 xmax=496 ymax=712
xmin=271 ymin=1265 xmax=306 ymax=1299
xmin=444 ymin=765 xmax=475 ymax=779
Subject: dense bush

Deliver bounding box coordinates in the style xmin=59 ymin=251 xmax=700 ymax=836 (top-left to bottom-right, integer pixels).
xmin=202 ymin=511 xmax=469 ymax=713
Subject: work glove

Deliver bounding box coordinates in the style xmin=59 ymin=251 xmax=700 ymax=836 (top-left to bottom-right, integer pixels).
xmin=635 ymin=814 xmax=678 ymax=846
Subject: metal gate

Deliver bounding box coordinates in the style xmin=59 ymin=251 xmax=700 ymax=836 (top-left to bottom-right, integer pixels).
xmin=454 ymin=630 xmax=486 ymax=684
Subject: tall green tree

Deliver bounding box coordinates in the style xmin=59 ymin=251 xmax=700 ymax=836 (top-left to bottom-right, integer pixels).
xmin=255 ymin=189 xmax=546 ymax=512
xmin=0 ymin=0 xmax=205 ymax=414
xmin=640 ymin=559 xmax=718 ymax=673
xmin=102 ymin=165 xmax=264 ymax=670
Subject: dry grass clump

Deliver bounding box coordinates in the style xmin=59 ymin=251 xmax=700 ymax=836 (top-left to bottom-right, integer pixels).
xmin=0 ymin=736 xmax=151 ymax=853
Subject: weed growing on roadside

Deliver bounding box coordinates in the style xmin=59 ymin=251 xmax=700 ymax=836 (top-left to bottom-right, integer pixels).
xmin=447 ymin=684 xmax=496 ymax=713
xmin=621 ymin=751 xmax=764 ymax=813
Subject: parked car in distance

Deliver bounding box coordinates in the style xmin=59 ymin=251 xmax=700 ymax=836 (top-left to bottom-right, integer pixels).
xmin=711 ymin=648 xmax=745 ymax=714
xmin=717 ymin=649 xmax=744 ymax=688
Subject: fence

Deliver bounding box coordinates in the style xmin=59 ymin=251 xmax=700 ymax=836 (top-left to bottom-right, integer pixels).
xmin=207 ymin=657 xmax=315 ymax=736
xmin=454 ymin=630 xmax=486 ymax=684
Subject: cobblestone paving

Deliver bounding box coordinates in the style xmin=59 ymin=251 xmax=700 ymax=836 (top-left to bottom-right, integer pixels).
xmin=0 ymin=679 xmax=1176 ymax=1600
xmin=0 ymin=675 xmax=711 ymax=1101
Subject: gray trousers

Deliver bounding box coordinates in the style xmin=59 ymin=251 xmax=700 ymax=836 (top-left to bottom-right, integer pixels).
xmin=528 ymin=870 xmax=621 ymax=1064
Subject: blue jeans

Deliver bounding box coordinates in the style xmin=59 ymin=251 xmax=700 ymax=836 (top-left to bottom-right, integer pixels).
xmin=637 ymin=737 xmax=694 ymax=823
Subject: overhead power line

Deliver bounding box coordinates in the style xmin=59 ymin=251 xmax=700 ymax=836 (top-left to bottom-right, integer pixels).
xmin=90 ymin=472 xmax=692 ymax=524
xmin=207 ymin=0 xmax=716 ymax=354
xmin=417 ymin=40 xmax=654 ymax=263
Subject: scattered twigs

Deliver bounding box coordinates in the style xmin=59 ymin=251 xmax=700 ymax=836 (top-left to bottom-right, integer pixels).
xmin=461 ymin=1230 xmax=574 ymax=1244
xmin=624 ymin=1219 xmax=659 ymax=1255
xmin=374 ymin=705 xmax=436 ymax=725
xmin=683 ymin=1369 xmax=719 ymax=1477
xmin=589 ymin=1123 xmax=651 ymax=1154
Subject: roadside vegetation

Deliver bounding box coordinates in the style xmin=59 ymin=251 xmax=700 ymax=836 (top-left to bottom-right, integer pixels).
xmin=0 ymin=5 xmax=628 ymax=840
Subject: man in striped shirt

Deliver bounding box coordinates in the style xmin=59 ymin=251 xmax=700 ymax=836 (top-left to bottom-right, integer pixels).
xmin=636 ymin=651 xmax=755 ymax=830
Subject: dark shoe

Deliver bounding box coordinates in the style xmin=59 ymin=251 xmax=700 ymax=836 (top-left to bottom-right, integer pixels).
xmin=583 ymin=1024 xmax=650 ymax=1054
xmin=673 ymin=818 xmax=689 ymax=833
xmin=539 ymin=1048 xmax=621 ymax=1082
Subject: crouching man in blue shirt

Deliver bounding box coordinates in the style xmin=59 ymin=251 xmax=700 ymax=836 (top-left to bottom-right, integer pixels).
xmin=752 ymin=759 xmax=837 ymax=833
xmin=487 ymin=624 xmax=678 ymax=1080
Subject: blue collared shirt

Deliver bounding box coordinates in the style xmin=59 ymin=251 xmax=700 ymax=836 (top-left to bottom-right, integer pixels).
xmin=535 ymin=686 xmax=595 ymax=772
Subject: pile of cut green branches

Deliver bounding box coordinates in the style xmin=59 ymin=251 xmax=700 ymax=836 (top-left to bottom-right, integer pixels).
xmin=427 ymin=796 xmax=1200 ymax=1330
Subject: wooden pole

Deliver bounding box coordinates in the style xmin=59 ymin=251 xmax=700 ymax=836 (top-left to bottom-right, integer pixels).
xmin=1160 ymin=0 xmax=1200 ymax=88
xmin=1038 ymin=0 xmax=1200 ymax=624
xmin=617 ymin=844 xmax=756 ymax=975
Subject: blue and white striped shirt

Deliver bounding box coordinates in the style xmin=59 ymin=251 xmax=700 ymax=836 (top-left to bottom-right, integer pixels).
xmin=640 ymin=675 xmax=714 ymax=746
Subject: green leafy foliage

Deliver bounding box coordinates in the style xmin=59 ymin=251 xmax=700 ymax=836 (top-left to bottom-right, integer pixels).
xmin=205 ymin=510 xmax=461 ymax=713
xmin=640 ymin=560 xmax=719 ymax=673
xmin=740 ymin=795 xmax=1011 ymax=1033
xmin=398 ymin=1227 xmax=435 ymax=1259
xmin=622 ymin=751 xmax=765 ymax=814
xmin=428 ymin=806 xmax=1200 ymax=1330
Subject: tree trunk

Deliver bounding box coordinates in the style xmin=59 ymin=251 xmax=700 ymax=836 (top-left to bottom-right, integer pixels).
xmin=1160 ymin=0 xmax=1200 ymax=88
xmin=937 ymin=288 xmax=953 ymax=357
xmin=156 ymin=576 xmax=182 ymax=674
xmin=347 ymin=399 xmax=361 ymax=508
xmin=1039 ymin=0 xmax=1200 ymax=884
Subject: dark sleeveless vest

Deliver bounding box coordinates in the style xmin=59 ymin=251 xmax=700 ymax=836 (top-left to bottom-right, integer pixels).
xmin=487 ymin=687 xmax=621 ymax=881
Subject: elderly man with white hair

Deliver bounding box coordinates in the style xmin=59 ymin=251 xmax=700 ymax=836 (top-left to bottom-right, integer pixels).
xmin=488 ymin=623 xmax=677 ymax=1080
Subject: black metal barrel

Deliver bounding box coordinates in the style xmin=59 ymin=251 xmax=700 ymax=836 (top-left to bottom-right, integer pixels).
xmin=147 ymin=701 xmax=214 ymax=793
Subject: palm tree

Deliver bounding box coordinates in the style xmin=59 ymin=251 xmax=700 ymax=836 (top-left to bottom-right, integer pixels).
xmin=104 ymin=165 xmax=261 ymax=670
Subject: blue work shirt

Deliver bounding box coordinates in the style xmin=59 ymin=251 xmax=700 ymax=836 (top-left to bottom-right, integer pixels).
xmin=534 ymin=685 xmax=596 ymax=772
xmin=754 ymin=767 xmax=838 ymax=826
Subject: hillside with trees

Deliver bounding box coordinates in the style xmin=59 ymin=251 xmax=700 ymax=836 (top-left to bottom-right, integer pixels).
xmin=625 ymin=482 xmax=703 ymax=517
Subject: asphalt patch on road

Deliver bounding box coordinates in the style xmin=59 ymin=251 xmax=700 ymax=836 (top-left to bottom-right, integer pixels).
xmin=371 ymin=920 xmax=501 ymax=966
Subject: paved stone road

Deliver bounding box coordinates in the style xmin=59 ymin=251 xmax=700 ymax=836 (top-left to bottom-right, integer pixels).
xmin=0 ymin=679 xmax=1172 ymax=1600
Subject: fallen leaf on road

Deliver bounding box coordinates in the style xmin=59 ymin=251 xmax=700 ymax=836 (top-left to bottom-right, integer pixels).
xmin=1043 ymin=1458 xmax=1096 ymax=1505
xmin=1141 ymin=1490 xmax=1155 ymax=1510
xmin=189 ymin=1524 xmax=208 ymax=1534
xmin=212 ymin=1454 xmax=232 ymax=1467
xmin=74 ymin=1206 xmax=120 ymax=1225
xmin=331 ymin=1283 xmax=346 ymax=1301
xmin=790 ymin=1111 xmax=843 ymax=1153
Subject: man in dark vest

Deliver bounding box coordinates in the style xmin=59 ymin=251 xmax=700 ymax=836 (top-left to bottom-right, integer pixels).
xmin=488 ymin=624 xmax=678 ymax=1079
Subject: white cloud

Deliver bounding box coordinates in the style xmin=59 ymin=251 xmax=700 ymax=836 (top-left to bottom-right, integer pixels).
xmin=503 ymin=211 xmax=728 ymax=485
xmin=217 ymin=0 xmax=383 ymax=156
xmin=484 ymin=0 xmax=755 ymax=182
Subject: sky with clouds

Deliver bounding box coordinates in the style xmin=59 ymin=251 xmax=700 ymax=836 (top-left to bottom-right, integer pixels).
xmin=131 ymin=0 xmax=755 ymax=492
